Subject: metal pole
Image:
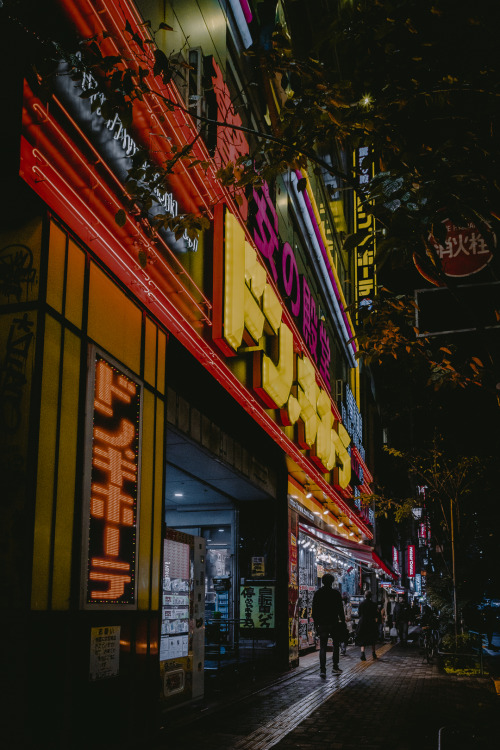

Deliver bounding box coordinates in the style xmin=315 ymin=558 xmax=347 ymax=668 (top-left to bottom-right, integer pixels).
xmin=450 ymin=497 xmax=458 ymax=644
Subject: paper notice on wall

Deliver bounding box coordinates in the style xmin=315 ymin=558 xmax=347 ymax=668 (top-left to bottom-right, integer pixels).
xmin=89 ymin=626 xmax=121 ymax=681
xmin=160 ymin=634 xmax=189 ymax=662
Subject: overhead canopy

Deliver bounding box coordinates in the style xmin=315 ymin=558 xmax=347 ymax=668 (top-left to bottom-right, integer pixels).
xmin=299 ymin=523 xmax=397 ymax=577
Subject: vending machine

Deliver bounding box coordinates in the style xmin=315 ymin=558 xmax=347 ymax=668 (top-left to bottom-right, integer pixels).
xmin=160 ymin=528 xmax=205 ymax=707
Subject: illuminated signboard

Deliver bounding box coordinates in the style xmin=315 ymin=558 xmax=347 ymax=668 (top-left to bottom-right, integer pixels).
xmin=209 ymin=56 xmax=250 ymax=221
xmin=392 ymin=546 xmax=400 ymax=575
xmin=407 ymin=545 xmax=416 ymax=578
xmin=427 ymin=219 xmax=494 ymax=278
xmin=240 ymin=584 xmax=275 ymax=628
xmin=341 ymin=383 xmax=364 ymax=460
xmin=82 ymin=350 xmax=141 ymax=608
xmin=213 ymin=205 xmax=351 ymax=489
xmin=354 ymin=147 xmax=377 ymax=302
xmin=250 ymin=181 xmax=333 ymax=388
xmin=52 ymin=60 xmax=197 ymax=252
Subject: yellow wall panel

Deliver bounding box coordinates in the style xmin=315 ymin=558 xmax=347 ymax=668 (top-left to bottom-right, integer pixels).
xmin=65 ymin=239 xmax=85 ymax=329
xmin=144 ymin=317 xmax=156 ymax=387
xmin=47 ymin=222 xmax=66 ymax=314
xmin=151 ymin=397 xmax=165 ymax=610
xmin=87 ymin=262 xmax=142 ymax=373
xmin=51 ymin=331 xmax=81 ymax=610
xmin=31 ymin=315 xmax=61 ymax=609
xmin=138 ymin=389 xmax=155 ymax=609
xmin=157 ymin=330 xmax=166 ymax=395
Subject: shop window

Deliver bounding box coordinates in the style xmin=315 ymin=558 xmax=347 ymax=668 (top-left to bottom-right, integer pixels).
xmin=202 ymin=526 xmax=232 ymax=619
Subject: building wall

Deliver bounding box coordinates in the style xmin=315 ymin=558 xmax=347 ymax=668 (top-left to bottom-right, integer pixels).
xmin=1 ymin=211 xmax=167 ymax=747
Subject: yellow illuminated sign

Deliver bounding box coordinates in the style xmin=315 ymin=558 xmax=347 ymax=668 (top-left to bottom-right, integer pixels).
xmin=214 ymin=207 xmax=351 ymax=488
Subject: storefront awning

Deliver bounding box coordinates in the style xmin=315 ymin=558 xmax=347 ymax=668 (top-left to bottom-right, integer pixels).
xmin=372 ymin=551 xmax=398 ymax=580
xmin=299 ymin=523 xmax=373 ymax=564
xmin=299 ymin=523 xmax=397 ymax=577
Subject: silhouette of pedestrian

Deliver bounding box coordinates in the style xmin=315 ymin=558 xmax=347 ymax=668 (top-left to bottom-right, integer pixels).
xmin=355 ymin=590 xmax=379 ymax=661
xmin=312 ymin=573 xmax=347 ymax=677
xmin=393 ymin=596 xmax=410 ymax=645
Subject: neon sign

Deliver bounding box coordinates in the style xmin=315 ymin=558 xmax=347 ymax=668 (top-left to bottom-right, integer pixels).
xmin=251 ymin=182 xmax=332 ymax=388
xmin=210 ymin=57 xmax=249 ymax=221
xmin=407 ymin=545 xmax=416 ymax=578
xmin=354 ymin=147 xmax=377 ymax=301
xmin=392 ymin=546 xmax=400 ymax=575
xmin=213 ymin=206 xmax=351 ymax=489
xmin=54 ymin=62 xmax=198 ymax=251
xmin=82 ymin=351 xmax=141 ymax=607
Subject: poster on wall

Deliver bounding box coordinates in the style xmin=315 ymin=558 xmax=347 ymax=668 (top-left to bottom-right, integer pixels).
xmin=81 ymin=348 xmax=142 ymax=609
xmin=89 ymin=625 xmax=121 ymax=681
xmin=160 ymin=536 xmax=190 ymax=659
xmin=288 ymin=505 xmax=299 ymax=665
xmin=240 ymin=584 xmax=275 ymax=628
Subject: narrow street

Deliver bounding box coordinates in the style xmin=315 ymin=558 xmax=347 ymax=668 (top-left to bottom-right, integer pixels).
xmin=156 ymin=639 xmax=498 ymax=750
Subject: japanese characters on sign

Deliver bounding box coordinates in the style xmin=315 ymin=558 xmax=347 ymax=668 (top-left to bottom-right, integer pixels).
xmin=392 ymin=546 xmax=400 ymax=576
xmin=89 ymin=625 xmax=121 ymax=681
xmin=240 ymin=584 xmax=275 ymax=628
xmin=160 ymin=537 xmax=190 ymax=660
xmin=341 ymin=383 xmax=364 ymax=461
xmin=407 ymin=545 xmax=416 ymax=578
xmin=251 ymin=182 xmax=332 ymax=389
xmin=427 ymin=219 xmax=494 ymax=278
xmin=213 ymin=206 xmax=351 ymax=489
xmin=54 ymin=61 xmax=198 ymax=252
xmin=83 ymin=352 xmax=141 ymax=608
xmin=209 ymin=57 xmax=249 ymax=221
xmin=354 ymin=147 xmax=377 ymax=302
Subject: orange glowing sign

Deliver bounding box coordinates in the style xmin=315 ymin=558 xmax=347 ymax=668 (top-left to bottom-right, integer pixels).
xmin=210 ymin=57 xmax=249 ymax=221
xmin=83 ymin=352 xmax=141 ymax=607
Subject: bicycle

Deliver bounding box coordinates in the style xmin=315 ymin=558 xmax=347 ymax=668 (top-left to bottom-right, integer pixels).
xmin=420 ymin=624 xmax=440 ymax=663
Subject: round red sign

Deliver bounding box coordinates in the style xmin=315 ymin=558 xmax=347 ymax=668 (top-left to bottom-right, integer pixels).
xmin=428 ymin=219 xmax=494 ymax=278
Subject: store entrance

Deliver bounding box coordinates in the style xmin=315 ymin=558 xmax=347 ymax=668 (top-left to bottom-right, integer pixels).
xmin=164 ymin=426 xmax=276 ymax=689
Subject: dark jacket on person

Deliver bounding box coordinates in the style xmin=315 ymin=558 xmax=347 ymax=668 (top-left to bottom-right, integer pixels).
xmin=355 ymin=598 xmax=379 ymax=646
xmin=312 ymin=586 xmax=346 ymax=635
xmin=393 ymin=601 xmax=410 ymax=624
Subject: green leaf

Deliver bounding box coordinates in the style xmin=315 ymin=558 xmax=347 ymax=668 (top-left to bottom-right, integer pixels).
xmin=115 ymin=209 xmax=127 ymax=227
xmin=343 ymin=229 xmax=369 ymax=253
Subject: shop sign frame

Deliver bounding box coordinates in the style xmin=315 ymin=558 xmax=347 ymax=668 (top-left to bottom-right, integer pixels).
xmin=80 ymin=346 xmax=143 ymax=610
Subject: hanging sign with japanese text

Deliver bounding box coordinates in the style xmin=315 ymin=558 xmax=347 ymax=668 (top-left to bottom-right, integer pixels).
xmin=354 ymin=147 xmax=377 ymax=302
xmin=240 ymin=584 xmax=275 ymax=629
xmin=427 ymin=219 xmax=494 ymax=278
xmin=81 ymin=349 xmax=142 ymax=608
xmin=407 ymin=545 xmax=416 ymax=578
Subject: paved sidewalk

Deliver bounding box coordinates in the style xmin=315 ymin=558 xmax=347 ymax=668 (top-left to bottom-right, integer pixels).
xmin=155 ymin=641 xmax=498 ymax=750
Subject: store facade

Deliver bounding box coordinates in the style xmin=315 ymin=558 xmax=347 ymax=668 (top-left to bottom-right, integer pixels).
xmin=1 ymin=0 xmax=393 ymax=746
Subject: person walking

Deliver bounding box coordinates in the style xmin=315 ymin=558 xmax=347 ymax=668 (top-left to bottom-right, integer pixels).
xmin=377 ymin=601 xmax=386 ymax=642
xmin=341 ymin=592 xmax=353 ymax=655
xmin=312 ymin=573 xmax=347 ymax=677
xmin=393 ymin=596 xmax=410 ymax=645
xmin=355 ymin=590 xmax=379 ymax=661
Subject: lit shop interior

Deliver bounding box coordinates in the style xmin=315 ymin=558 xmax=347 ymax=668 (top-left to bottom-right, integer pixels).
xmin=297 ymin=525 xmax=379 ymax=652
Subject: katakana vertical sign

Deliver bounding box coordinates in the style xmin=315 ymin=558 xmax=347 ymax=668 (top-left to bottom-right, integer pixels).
xmin=82 ymin=349 xmax=142 ymax=608
xmin=354 ymin=147 xmax=377 ymax=302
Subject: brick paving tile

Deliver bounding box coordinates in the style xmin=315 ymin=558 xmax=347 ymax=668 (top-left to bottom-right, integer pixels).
xmin=153 ymin=642 xmax=498 ymax=750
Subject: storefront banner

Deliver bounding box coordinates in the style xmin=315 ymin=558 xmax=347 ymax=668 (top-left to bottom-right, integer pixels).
xmin=81 ymin=349 xmax=142 ymax=608
xmin=240 ymin=584 xmax=275 ymax=628
xmin=407 ymin=545 xmax=416 ymax=577
xmin=392 ymin=546 xmax=400 ymax=575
